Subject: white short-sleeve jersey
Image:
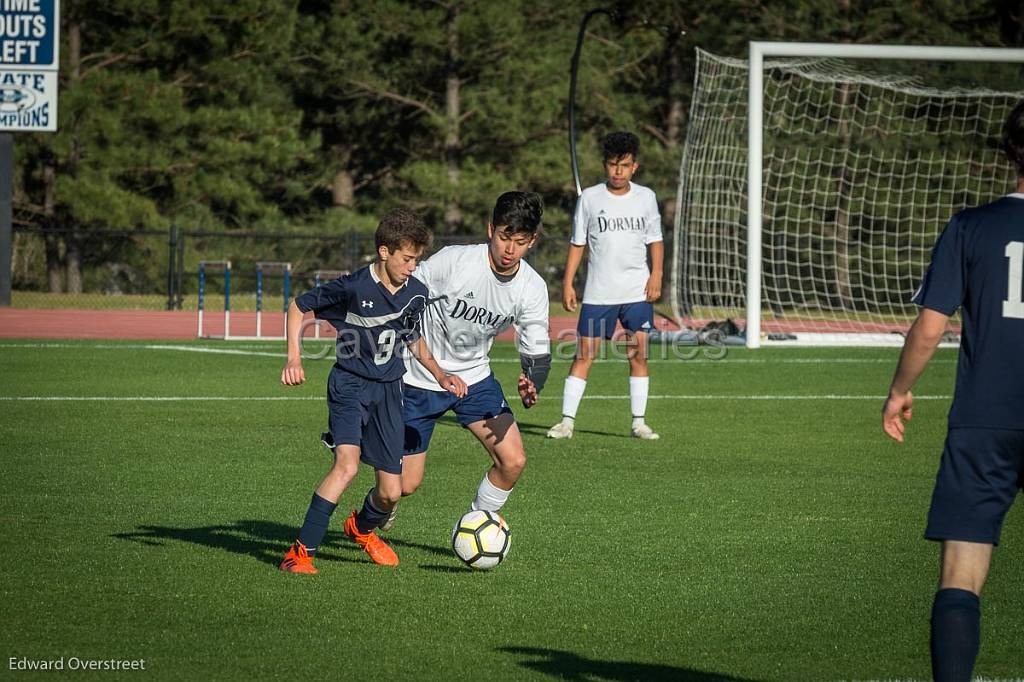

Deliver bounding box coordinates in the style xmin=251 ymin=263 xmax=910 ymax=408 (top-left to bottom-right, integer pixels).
xmin=570 ymin=181 xmax=662 ymax=305
xmin=403 ymin=243 xmax=550 ymax=391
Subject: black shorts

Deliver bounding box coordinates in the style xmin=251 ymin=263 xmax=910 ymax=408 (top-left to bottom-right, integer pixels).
xmin=321 ymin=367 xmax=404 ymax=475
xmin=925 ymin=427 xmax=1024 ymax=545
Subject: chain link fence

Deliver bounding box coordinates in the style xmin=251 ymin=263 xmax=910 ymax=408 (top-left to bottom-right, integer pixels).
xmin=11 ymin=225 xmax=572 ymax=311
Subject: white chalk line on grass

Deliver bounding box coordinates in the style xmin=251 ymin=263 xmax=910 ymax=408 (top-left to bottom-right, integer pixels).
xmin=0 ymin=342 xmax=284 ymax=357
xmin=0 ymin=342 xmax=957 ymax=364
xmin=142 ymin=344 xmax=284 ymax=358
xmin=0 ymin=394 xmax=953 ymax=402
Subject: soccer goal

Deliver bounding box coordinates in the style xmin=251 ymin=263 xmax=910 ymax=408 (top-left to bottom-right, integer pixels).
xmin=672 ymin=42 xmax=1024 ymax=347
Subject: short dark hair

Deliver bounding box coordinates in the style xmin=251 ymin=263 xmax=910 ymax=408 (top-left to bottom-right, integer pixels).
xmin=491 ymin=191 xmax=543 ymax=235
xmin=375 ymin=208 xmax=432 ymax=252
xmin=1003 ymin=100 xmax=1024 ymax=177
xmin=602 ymin=131 xmax=639 ymax=162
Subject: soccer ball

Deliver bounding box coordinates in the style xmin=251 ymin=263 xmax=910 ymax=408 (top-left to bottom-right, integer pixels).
xmin=451 ymin=510 xmax=511 ymax=570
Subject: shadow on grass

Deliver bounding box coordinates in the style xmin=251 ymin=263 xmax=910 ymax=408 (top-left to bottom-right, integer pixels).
xmin=112 ymin=519 xmax=367 ymax=567
xmin=498 ymin=647 xmax=759 ymax=682
xmin=387 ymin=537 xmax=453 ymax=558
xmin=516 ymin=420 xmax=631 ymax=439
xmin=418 ymin=563 xmax=475 ymax=574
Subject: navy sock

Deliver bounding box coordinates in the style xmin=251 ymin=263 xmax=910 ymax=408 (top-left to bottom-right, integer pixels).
xmin=931 ymin=588 xmax=980 ymax=682
xmin=355 ymin=489 xmax=389 ymax=534
xmin=297 ymin=493 xmax=337 ymax=556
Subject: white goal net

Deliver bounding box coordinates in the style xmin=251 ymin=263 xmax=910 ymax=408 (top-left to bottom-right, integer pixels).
xmin=672 ymin=46 xmax=1024 ymax=346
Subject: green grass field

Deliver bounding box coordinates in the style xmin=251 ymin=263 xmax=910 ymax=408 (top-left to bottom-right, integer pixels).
xmin=0 ymin=340 xmax=1020 ymax=681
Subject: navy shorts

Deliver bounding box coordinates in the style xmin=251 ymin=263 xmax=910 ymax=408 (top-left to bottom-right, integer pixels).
xmin=321 ymin=367 xmax=405 ymax=475
xmin=577 ymin=302 xmax=654 ymax=339
xmin=403 ymin=374 xmax=512 ymax=455
xmin=925 ymin=428 xmax=1024 ymax=545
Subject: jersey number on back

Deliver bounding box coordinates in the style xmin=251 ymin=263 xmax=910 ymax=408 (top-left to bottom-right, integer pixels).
xmin=1004 ymin=241 xmax=1024 ymax=320
xmin=373 ymin=329 xmax=397 ymax=365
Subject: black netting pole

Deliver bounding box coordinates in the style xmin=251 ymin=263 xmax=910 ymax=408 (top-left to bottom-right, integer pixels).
xmin=568 ymin=8 xmax=614 ymax=198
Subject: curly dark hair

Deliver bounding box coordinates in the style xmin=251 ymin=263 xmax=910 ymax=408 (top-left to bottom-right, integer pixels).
xmin=375 ymin=208 xmax=432 ymax=253
xmin=602 ymin=131 xmax=640 ymax=163
xmin=491 ymin=191 xmax=544 ymax=235
xmin=1003 ymin=100 xmax=1024 ymax=178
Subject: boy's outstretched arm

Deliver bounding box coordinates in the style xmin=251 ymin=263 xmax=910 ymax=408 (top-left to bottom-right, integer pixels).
xmin=408 ymin=336 xmax=468 ymax=397
xmin=517 ymin=353 xmax=550 ymax=408
xmin=281 ymin=300 xmax=306 ymax=386
xmin=882 ymin=307 xmax=949 ymax=442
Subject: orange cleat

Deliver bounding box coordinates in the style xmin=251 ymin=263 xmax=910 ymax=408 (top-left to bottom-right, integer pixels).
xmin=343 ymin=511 xmax=399 ymax=566
xmin=279 ymin=540 xmax=318 ymax=575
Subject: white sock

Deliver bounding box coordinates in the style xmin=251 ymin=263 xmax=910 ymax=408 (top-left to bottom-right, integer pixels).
xmin=561 ymin=375 xmax=587 ymax=420
xmin=471 ymin=471 xmax=512 ymax=513
xmin=630 ymin=376 xmax=649 ymax=428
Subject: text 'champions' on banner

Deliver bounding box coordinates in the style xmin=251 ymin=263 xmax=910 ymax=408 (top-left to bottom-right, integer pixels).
xmin=0 ymin=0 xmax=59 ymax=132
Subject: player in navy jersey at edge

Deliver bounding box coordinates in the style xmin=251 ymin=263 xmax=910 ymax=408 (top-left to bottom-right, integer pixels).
xmin=279 ymin=209 xmax=467 ymax=573
xmin=882 ymin=100 xmax=1024 ymax=682
xmin=547 ymin=131 xmax=664 ymax=441
xmin=380 ymin=191 xmax=551 ymax=532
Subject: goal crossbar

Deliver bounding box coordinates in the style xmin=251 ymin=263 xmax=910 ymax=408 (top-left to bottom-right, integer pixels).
xmin=745 ymin=42 xmax=1024 ymax=347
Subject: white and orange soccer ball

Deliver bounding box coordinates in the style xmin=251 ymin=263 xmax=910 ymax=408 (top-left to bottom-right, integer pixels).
xmin=451 ymin=510 xmax=511 ymax=570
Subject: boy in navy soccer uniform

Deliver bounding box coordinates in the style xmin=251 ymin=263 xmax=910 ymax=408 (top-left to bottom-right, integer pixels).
xmin=883 ymin=100 xmax=1024 ymax=682
xmin=279 ymin=209 xmax=466 ymax=573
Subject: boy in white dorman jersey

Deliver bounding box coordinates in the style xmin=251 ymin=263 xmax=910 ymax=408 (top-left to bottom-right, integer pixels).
xmin=381 ymin=192 xmax=551 ymax=532
xmin=548 ymin=132 xmax=664 ymax=440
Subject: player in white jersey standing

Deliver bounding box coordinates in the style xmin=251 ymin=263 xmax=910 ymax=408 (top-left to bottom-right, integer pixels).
xmin=547 ymin=131 xmax=664 ymax=440
xmin=382 ymin=191 xmax=551 ymax=530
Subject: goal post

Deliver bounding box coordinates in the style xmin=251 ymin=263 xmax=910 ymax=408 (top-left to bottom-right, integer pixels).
xmin=673 ymin=42 xmax=1024 ymax=347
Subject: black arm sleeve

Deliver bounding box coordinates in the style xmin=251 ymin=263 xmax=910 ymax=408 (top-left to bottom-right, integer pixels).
xmin=519 ymin=353 xmax=551 ymax=394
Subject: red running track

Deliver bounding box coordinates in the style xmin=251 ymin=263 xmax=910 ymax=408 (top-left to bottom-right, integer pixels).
xmin=0 ymin=308 xmax=923 ymax=340
xmin=0 ymin=308 xmax=597 ymax=341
